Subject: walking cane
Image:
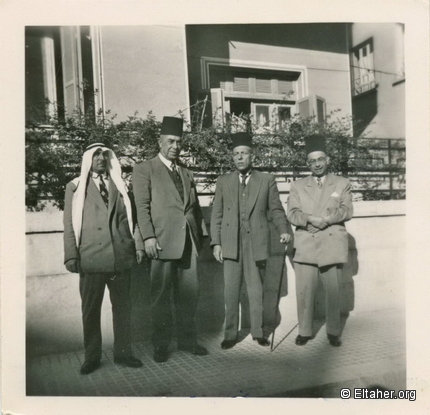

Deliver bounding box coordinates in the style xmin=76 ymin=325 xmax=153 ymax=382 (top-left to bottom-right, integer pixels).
xmin=270 ymin=247 xmax=287 ymax=351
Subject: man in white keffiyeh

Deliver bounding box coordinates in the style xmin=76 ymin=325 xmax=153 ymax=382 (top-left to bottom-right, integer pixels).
xmin=63 ymin=142 xmax=143 ymax=374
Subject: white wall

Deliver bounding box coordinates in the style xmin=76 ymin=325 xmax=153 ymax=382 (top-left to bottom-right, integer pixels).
xmin=26 ymin=201 xmax=405 ymax=355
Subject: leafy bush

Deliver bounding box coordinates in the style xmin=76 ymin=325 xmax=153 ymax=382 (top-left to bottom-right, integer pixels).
xmin=26 ymin=106 xmax=403 ymax=211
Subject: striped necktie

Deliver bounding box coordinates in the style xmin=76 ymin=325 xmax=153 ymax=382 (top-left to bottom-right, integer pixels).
xmin=317 ymin=177 xmax=323 ymax=189
xmin=240 ymin=175 xmax=247 ymax=189
xmin=99 ymin=175 xmax=109 ymax=207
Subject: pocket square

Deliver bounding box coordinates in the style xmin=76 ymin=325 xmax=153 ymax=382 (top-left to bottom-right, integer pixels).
xmin=331 ymin=191 xmax=340 ymax=198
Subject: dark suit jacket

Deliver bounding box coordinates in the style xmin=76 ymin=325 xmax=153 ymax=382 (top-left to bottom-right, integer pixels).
xmin=63 ymin=177 xmax=136 ymax=273
xmin=210 ymin=170 xmax=289 ymax=262
xmin=132 ymin=156 xmax=208 ymax=260
xmin=287 ymin=173 xmax=353 ymax=267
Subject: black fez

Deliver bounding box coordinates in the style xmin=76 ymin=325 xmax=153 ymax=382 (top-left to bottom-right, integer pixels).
xmin=160 ymin=116 xmax=183 ymax=137
xmin=231 ymin=132 xmax=252 ymax=149
xmin=305 ymin=135 xmax=326 ymax=155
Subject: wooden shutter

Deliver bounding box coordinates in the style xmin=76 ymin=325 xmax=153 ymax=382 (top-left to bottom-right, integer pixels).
xmin=196 ymin=88 xmax=225 ymax=128
xmin=60 ymin=26 xmax=84 ymax=117
xmin=298 ymin=95 xmax=326 ymax=123
xmin=298 ymin=96 xmax=311 ymax=119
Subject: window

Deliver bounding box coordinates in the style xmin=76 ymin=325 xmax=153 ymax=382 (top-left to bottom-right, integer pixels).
xmin=25 ymin=26 xmax=103 ymax=124
xmin=350 ymin=39 xmax=376 ymax=97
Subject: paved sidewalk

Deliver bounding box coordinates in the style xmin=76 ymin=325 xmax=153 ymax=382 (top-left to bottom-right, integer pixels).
xmin=26 ymin=308 xmax=405 ymax=397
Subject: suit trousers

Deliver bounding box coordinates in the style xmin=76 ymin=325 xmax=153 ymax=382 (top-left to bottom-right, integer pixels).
xmin=294 ymin=262 xmax=341 ymax=337
xmin=224 ymin=222 xmax=264 ymax=340
xmin=240 ymin=254 xmax=286 ymax=337
xmin=79 ymin=270 xmax=132 ymax=363
xmin=150 ymin=230 xmax=198 ymax=349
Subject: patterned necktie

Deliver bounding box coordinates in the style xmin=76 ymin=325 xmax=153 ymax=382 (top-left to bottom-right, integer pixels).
xmin=99 ymin=175 xmax=109 ymax=207
xmin=171 ymin=163 xmax=184 ymax=202
xmin=317 ymin=177 xmax=323 ymax=189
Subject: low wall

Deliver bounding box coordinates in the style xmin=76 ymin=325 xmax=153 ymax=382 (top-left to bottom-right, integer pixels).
xmin=26 ymin=200 xmax=405 ymax=356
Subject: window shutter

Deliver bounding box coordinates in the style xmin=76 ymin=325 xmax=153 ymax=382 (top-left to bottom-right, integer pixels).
xmin=316 ymin=96 xmax=326 ymax=123
xmin=298 ymin=95 xmax=326 ymax=123
xmin=255 ymin=78 xmax=272 ymax=93
xmin=60 ymin=26 xmax=83 ymax=117
xmin=196 ymin=88 xmax=225 ymax=128
xmin=298 ymin=96 xmax=311 ymax=119
xmin=233 ymin=77 xmax=249 ymax=92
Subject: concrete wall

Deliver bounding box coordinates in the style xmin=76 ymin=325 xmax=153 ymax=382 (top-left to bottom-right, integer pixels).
xmin=351 ymin=23 xmax=405 ymax=138
xmin=186 ymin=24 xmax=352 ymax=118
xmin=26 ymin=200 xmax=405 ymax=356
xmin=100 ymin=25 xmax=189 ymax=122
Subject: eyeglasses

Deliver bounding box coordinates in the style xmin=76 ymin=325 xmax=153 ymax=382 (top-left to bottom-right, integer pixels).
xmin=307 ymin=157 xmax=326 ymax=166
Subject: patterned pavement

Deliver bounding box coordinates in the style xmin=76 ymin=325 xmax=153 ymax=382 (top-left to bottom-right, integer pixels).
xmin=26 ymin=308 xmax=406 ymax=397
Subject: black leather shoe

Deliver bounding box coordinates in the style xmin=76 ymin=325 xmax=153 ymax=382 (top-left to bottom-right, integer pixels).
xmin=253 ymin=337 xmax=270 ymax=347
xmin=221 ymin=339 xmax=237 ymax=350
xmin=153 ymin=346 xmax=169 ymax=363
xmin=113 ymin=355 xmax=143 ymax=368
xmin=327 ymin=334 xmax=342 ymax=347
xmin=178 ymin=344 xmax=208 ymax=356
xmin=80 ymin=360 xmax=100 ymax=375
xmin=295 ymin=335 xmax=312 ymax=346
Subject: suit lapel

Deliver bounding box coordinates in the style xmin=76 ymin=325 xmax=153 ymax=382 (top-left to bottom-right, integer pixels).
xmin=179 ymin=167 xmax=191 ymax=209
xmin=226 ymin=171 xmax=239 ymax=209
xmin=246 ymin=171 xmax=262 ymax=216
xmin=303 ymin=176 xmax=319 ymax=203
xmin=87 ymin=178 xmax=108 ymax=211
xmin=108 ymin=178 xmax=119 ymax=219
xmin=154 ymin=157 xmax=183 ymax=205
xmin=316 ymin=174 xmax=335 ymax=213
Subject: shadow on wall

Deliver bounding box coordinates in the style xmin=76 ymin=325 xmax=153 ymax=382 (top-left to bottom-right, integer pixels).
xmin=352 ymin=89 xmax=378 ymax=137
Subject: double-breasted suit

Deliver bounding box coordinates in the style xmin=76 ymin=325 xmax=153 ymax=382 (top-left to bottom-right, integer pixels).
xmin=287 ymin=173 xmax=353 ymax=337
xmin=211 ymin=170 xmax=289 ymax=340
xmin=63 ymin=176 xmax=136 ymax=363
xmin=133 ymin=155 xmax=208 ymax=349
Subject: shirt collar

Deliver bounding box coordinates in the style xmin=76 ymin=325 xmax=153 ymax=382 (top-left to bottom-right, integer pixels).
xmin=158 ymin=153 xmax=178 ymax=171
xmin=91 ymin=171 xmax=108 ymax=180
xmin=313 ymin=175 xmax=326 ymax=183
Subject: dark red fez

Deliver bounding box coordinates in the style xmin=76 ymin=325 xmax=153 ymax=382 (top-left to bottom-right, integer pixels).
xmin=231 ymin=132 xmax=253 ymax=149
xmin=160 ymin=116 xmax=183 ymax=137
xmin=305 ymin=135 xmax=326 ymax=155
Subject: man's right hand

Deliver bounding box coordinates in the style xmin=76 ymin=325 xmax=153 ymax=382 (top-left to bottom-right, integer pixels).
xmin=65 ymin=259 xmax=79 ymax=273
xmin=213 ymin=245 xmax=223 ymax=263
xmin=308 ymin=215 xmax=329 ymax=230
xmin=144 ymin=237 xmax=162 ymax=259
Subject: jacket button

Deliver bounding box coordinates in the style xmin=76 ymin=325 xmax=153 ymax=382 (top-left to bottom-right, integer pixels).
xmin=329 ymin=233 xmax=332 ymax=236
xmin=98 ymin=227 xmax=102 ymax=230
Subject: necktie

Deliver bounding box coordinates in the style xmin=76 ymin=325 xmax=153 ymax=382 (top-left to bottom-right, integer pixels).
xmin=99 ymin=175 xmax=109 ymax=207
xmin=170 ymin=163 xmax=184 ymax=202
xmin=240 ymin=175 xmax=247 ymax=189
xmin=317 ymin=177 xmax=323 ymax=189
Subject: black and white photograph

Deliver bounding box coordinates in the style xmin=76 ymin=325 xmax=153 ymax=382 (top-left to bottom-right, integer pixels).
xmin=1 ymin=0 xmax=430 ymax=414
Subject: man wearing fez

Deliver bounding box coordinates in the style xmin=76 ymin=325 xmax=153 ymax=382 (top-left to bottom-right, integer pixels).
xmin=133 ymin=116 xmax=208 ymax=363
xmin=287 ymin=135 xmax=353 ymax=347
xmin=211 ymin=132 xmax=291 ymax=349
xmin=63 ymin=143 xmax=143 ymax=375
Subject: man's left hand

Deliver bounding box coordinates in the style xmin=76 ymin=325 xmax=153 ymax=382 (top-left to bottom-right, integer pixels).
xmin=136 ymin=250 xmax=146 ymax=264
xmin=280 ymin=233 xmax=292 ymax=244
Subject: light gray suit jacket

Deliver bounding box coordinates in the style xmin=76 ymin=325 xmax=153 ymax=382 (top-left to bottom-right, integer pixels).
xmin=287 ymin=173 xmax=353 ymax=267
